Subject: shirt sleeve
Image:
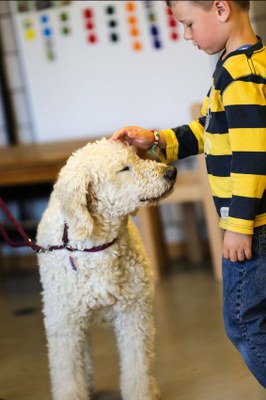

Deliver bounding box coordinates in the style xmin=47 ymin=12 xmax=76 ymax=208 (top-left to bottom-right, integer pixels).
xmin=160 ymin=98 xmax=208 ymax=164
xmin=222 ymin=79 xmax=266 ymax=234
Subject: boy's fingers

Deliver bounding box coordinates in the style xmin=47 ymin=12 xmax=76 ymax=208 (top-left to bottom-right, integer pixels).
xmin=244 ymin=248 xmax=252 ymax=260
xmin=238 ymin=250 xmax=245 ymax=261
xmin=223 ymin=248 xmax=229 ymax=259
xmin=230 ymin=251 xmax=238 ymax=262
xmin=111 ymin=129 xmax=127 ymax=140
xmin=111 ymin=127 xmax=137 ymax=141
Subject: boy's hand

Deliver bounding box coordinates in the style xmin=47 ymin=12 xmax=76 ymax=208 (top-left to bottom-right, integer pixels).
xmin=223 ymin=230 xmax=253 ymax=262
xmin=111 ymin=126 xmax=154 ymax=150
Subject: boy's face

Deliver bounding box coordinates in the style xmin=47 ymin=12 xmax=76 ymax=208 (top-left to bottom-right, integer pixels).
xmin=171 ymin=1 xmax=228 ymax=55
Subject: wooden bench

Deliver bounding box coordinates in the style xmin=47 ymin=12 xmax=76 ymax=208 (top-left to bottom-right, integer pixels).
xmin=0 ymin=139 xmax=89 ymax=186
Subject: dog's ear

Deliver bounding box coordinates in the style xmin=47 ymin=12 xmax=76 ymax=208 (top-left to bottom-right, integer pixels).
xmin=54 ymin=165 xmax=94 ymax=241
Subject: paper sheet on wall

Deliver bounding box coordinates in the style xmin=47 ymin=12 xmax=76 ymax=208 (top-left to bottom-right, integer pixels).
xmin=11 ymin=1 xmax=213 ymax=143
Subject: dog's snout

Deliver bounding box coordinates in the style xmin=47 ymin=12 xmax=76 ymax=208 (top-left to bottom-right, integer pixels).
xmin=164 ymin=166 xmax=177 ymax=182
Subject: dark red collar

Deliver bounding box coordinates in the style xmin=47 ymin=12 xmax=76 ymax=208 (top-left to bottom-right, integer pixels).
xmin=43 ymin=222 xmax=117 ymax=254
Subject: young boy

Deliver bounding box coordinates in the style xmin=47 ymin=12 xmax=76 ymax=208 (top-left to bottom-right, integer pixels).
xmin=112 ymin=0 xmax=266 ymax=388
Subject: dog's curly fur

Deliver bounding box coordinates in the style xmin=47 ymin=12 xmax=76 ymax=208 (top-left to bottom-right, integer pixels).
xmin=37 ymin=138 xmax=177 ymax=400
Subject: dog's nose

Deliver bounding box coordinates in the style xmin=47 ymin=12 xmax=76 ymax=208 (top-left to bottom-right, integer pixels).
xmin=164 ymin=166 xmax=177 ymax=182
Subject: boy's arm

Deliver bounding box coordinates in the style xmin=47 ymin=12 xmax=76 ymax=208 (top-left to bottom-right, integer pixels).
xmin=111 ymin=115 xmax=206 ymax=163
xmin=160 ymin=98 xmax=208 ymax=163
xmin=112 ymin=96 xmax=209 ymax=162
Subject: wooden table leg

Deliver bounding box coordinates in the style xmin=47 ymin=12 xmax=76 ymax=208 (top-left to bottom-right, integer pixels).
xmin=137 ymin=206 xmax=168 ymax=283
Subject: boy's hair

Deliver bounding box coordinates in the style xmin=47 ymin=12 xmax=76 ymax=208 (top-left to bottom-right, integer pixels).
xmin=166 ymin=1 xmax=250 ymax=11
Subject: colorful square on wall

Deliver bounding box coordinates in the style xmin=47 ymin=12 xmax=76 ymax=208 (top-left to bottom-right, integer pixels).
xmin=16 ymin=0 xmax=73 ymax=13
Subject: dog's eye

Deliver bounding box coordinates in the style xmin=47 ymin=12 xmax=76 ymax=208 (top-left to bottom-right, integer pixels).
xmin=118 ymin=166 xmax=130 ymax=173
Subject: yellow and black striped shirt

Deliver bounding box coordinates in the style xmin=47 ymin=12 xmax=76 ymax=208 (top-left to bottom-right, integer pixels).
xmin=162 ymin=39 xmax=266 ymax=235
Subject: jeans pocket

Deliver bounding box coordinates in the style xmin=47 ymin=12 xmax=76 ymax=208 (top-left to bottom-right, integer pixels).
xmin=256 ymin=225 xmax=266 ymax=256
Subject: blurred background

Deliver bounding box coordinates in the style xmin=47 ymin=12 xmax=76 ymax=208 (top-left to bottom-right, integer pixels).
xmin=0 ymin=2 xmax=266 ymax=399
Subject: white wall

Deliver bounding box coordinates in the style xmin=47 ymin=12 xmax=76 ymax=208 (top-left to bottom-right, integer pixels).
xmin=250 ymin=1 xmax=266 ymax=41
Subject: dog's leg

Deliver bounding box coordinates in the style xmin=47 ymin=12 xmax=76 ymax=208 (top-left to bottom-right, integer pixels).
xmin=84 ymin=333 xmax=95 ymax=396
xmin=44 ymin=317 xmax=91 ymax=400
xmin=114 ymin=308 xmax=161 ymax=400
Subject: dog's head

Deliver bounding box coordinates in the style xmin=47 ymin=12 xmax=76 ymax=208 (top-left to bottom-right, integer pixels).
xmin=54 ymin=138 xmax=177 ymax=240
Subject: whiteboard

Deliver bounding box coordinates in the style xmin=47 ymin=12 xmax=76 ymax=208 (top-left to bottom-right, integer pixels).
xmin=12 ymin=1 xmax=213 ymax=143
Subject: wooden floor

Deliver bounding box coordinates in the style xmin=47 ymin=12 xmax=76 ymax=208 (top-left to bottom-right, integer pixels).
xmin=0 ymin=256 xmax=265 ymax=400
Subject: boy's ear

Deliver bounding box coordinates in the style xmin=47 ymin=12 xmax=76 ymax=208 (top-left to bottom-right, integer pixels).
xmin=214 ymin=1 xmax=230 ymax=22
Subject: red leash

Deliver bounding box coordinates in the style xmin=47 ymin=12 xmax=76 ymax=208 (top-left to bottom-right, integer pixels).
xmin=0 ymin=196 xmax=117 ymax=255
xmin=0 ymin=196 xmax=117 ymax=272
xmin=0 ymin=196 xmax=42 ymax=252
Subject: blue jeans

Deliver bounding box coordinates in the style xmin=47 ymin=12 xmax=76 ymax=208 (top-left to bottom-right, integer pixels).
xmin=223 ymin=225 xmax=266 ymax=388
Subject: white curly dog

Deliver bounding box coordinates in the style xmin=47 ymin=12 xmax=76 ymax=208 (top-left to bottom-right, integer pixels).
xmin=37 ymin=138 xmax=177 ymax=400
